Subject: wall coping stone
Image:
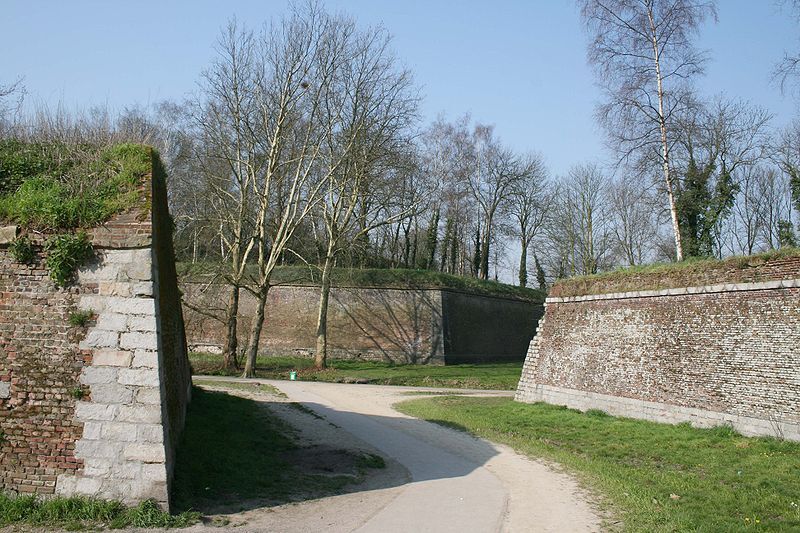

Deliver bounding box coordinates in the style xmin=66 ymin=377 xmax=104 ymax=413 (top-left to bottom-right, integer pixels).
xmin=546 ymin=277 xmax=800 ymax=303
xmin=0 ymin=225 xmax=18 ymax=245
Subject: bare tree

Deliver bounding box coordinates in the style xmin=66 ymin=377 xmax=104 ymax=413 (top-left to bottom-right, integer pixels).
xmin=466 ymin=124 xmax=521 ymax=279
xmin=0 ymin=78 xmax=24 ymax=133
xmin=190 ymin=20 xmax=262 ymax=371
xmin=545 ymin=164 xmax=613 ymax=277
xmin=508 ymin=153 xmax=549 ymax=287
xmin=774 ymin=0 xmax=800 ymax=96
xmin=312 ymin=20 xmax=419 ymax=368
xmin=579 ymin=0 xmax=717 ymax=261
xmin=607 ymin=175 xmax=662 ymax=265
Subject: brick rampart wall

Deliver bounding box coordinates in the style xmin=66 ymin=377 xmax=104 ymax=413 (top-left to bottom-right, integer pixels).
xmin=0 ymin=150 xmax=190 ymax=507
xmin=516 ymin=265 xmax=800 ymax=440
xmin=183 ymin=283 xmax=543 ymax=364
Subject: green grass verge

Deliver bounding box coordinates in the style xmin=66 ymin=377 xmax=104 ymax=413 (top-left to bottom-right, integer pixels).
xmin=178 ymin=263 xmax=545 ymax=302
xmin=171 ymin=386 xmax=381 ymax=513
xmin=553 ymin=247 xmax=800 ymax=297
xmin=190 ymin=353 xmax=523 ymax=390
xmin=395 ymin=396 xmax=800 ymax=532
xmin=0 ymin=494 xmax=199 ymax=529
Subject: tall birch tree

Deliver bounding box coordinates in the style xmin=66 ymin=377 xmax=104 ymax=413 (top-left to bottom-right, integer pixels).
xmin=579 ymin=0 xmax=717 ymax=261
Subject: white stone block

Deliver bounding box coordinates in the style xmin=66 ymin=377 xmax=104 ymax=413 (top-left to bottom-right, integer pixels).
xmin=117 ymin=404 xmax=162 ymax=424
xmin=75 ymin=402 xmax=118 ymax=422
xmin=75 ymin=476 xmax=103 ymax=495
xmin=82 ymin=421 xmax=104 ymax=440
xmin=124 ymin=443 xmax=166 ymax=463
xmin=128 ymin=315 xmax=157 ymax=332
xmin=83 ymin=459 xmax=112 ymax=477
xmin=92 ymin=349 xmax=133 ymax=368
xmin=107 ymin=297 xmax=155 ymax=316
xmin=55 ymin=474 xmax=77 ymax=495
xmin=78 ymin=295 xmax=108 ymax=313
xmin=80 ymin=367 xmax=118 ymax=385
xmin=78 ymin=262 xmax=120 ymax=283
xmin=120 ymin=331 xmax=158 ymax=351
xmin=76 ymin=439 xmax=120 ymax=459
xmin=132 ymin=350 xmax=159 ymax=369
xmin=137 ymin=424 xmax=165 ymax=443
xmin=99 ymin=281 xmax=133 ymax=297
xmin=91 ymin=383 xmax=134 ymax=404
xmin=122 ymin=262 xmax=153 ymax=282
xmin=80 ymin=329 xmax=118 ymax=349
xmin=132 ymin=282 xmax=154 ymax=297
xmin=135 ymin=387 xmax=162 ymax=405
xmin=0 ymin=382 xmax=9 ymax=399
xmin=110 ymin=461 xmax=142 ymax=480
xmin=102 ymin=422 xmax=139 ymax=442
xmin=141 ymin=463 xmax=167 ymax=481
xmin=119 ymin=368 xmax=160 ymax=387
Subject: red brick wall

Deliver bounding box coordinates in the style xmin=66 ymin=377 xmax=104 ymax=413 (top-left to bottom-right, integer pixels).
xmin=0 ymin=251 xmax=94 ymax=494
xmin=183 ymin=284 xmax=445 ymax=363
xmin=517 ymin=281 xmax=800 ymax=436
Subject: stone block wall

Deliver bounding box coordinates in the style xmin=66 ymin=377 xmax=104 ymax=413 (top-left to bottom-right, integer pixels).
xmin=516 ymin=259 xmax=800 ymax=440
xmin=183 ymin=283 xmax=543 ymax=364
xmin=0 ymin=150 xmax=190 ymax=507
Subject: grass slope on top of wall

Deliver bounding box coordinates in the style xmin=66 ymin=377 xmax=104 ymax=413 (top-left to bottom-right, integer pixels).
xmin=0 ymin=140 xmax=152 ymax=231
xmin=178 ymin=263 xmax=546 ymax=303
xmin=551 ymin=247 xmax=800 ymax=298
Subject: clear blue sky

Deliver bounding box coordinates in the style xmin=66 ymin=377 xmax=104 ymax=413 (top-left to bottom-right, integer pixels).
xmin=3 ymin=1 xmax=798 ymax=177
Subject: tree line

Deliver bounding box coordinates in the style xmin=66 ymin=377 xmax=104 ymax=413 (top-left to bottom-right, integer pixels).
xmin=1 ymin=0 xmax=799 ymax=372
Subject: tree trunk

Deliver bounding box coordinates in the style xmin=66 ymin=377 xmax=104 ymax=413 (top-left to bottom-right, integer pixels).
xmin=518 ymin=239 xmax=528 ymax=287
xmin=314 ymin=254 xmax=334 ymax=369
xmin=649 ymin=9 xmax=684 ymax=261
xmin=221 ymin=284 xmax=240 ymax=371
xmin=480 ymin=233 xmax=490 ymax=280
xmin=242 ymin=286 xmax=269 ymax=378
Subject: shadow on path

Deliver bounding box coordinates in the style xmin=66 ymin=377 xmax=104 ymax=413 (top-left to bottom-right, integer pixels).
xmin=171 ymin=386 xmax=498 ymax=516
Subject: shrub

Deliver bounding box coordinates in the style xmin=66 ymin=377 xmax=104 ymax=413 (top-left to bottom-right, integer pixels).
xmin=68 ymin=309 xmax=94 ymax=327
xmin=44 ymin=233 xmax=93 ymax=287
xmin=8 ymin=236 xmax=35 ymax=264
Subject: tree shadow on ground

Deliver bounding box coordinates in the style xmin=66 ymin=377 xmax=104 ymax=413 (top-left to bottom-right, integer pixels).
xmin=170 ymin=386 xmax=497 ymax=515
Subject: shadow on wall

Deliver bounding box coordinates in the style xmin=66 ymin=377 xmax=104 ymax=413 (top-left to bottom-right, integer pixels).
xmin=334 ymin=287 xmax=443 ymax=364
xmin=171 ymin=387 xmax=497 ymax=515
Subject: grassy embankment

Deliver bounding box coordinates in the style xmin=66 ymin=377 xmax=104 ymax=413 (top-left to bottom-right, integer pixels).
xmin=553 ymin=246 xmax=800 ymax=297
xmin=190 ymin=353 xmax=524 ymax=390
xmin=397 ymin=396 xmax=800 ymax=532
xmin=179 ymin=262 xmax=546 ymax=303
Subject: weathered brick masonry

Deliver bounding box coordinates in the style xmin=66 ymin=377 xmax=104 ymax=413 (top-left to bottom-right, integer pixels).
xmin=183 ymin=283 xmax=543 ymax=364
xmin=516 ymin=256 xmax=800 ymax=440
xmin=0 ymin=152 xmax=191 ymax=507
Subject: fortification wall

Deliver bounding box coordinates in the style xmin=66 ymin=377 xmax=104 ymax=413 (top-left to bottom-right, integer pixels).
xmin=516 ymin=256 xmax=800 ymax=440
xmin=0 ymin=151 xmax=190 ymax=508
xmin=183 ymin=283 xmax=542 ymax=364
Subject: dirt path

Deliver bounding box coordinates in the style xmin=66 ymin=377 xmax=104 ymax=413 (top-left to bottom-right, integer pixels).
xmin=186 ymin=379 xmax=603 ymax=533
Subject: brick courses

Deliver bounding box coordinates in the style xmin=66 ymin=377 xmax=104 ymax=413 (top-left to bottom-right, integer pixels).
xmin=516 ymin=259 xmax=800 ymax=440
xmin=0 ymin=150 xmax=190 ymax=508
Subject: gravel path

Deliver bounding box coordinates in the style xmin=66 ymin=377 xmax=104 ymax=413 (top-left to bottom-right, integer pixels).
xmin=186 ymin=378 xmax=603 ymax=533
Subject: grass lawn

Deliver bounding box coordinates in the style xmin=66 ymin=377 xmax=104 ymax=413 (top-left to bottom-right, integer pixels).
xmin=190 ymin=353 xmax=523 ymax=390
xmin=0 ymin=495 xmax=199 ymax=530
xmin=396 ymin=396 xmax=800 ymax=532
xmin=171 ymin=386 xmax=383 ymax=514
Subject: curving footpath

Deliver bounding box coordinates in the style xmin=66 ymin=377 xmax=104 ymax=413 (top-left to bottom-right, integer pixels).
xmin=256 ymin=380 xmax=603 ymax=533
